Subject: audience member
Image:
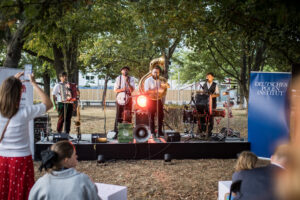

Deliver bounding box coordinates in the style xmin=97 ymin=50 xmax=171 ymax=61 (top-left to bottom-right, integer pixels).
xmin=29 ymin=141 xmax=100 ymax=200
xmin=275 ymin=76 xmax=300 ymax=200
xmin=234 ymin=151 xmax=258 ymax=172
xmin=0 ymin=72 xmax=52 ymax=200
xmin=225 ymin=151 xmax=257 ymax=200
xmin=232 ymin=144 xmax=289 ymax=200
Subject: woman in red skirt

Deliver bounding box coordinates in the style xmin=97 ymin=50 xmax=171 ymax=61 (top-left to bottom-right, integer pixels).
xmin=0 ymin=72 xmax=52 ymax=200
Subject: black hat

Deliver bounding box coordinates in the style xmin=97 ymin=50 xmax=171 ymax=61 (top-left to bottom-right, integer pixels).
xmin=120 ymin=66 xmax=130 ymax=71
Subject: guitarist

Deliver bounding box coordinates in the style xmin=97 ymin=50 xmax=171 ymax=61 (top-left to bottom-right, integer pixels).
xmin=113 ymin=66 xmax=135 ymax=138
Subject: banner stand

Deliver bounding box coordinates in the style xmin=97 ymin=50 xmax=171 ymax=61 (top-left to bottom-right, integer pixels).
xmin=248 ymin=72 xmax=291 ymax=158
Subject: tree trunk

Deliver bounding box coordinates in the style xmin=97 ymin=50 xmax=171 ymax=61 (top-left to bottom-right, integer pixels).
xmin=162 ymin=37 xmax=180 ymax=79
xmin=253 ymin=42 xmax=267 ymax=71
xmin=63 ymin=35 xmax=79 ymax=85
xmin=53 ymin=44 xmax=64 ymax=81
xmin=102 ymin=76 xmax=109 ymax=110
xmin=239 ymin=48 xmax=248 ymax=108
xmin=42 ymin=68 xmax=51 ymax=97
xmin=164 ymin=54 xmax=170 ymax=79
xmin=3 ymin=22 xmax=26 ymax=68
xmin=53 ymin=37 xmax=79 ymax=85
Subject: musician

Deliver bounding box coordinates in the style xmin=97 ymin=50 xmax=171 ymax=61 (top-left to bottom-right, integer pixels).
xmin=144 ymin=66 xmax=169 ymax=137
xmin=52 ymin=72 xmax=74 ymax=134
xmin=199 ymin=72 xmax=220 ymax=136
xmin=113 ymin=66 xmax=135 ymax=136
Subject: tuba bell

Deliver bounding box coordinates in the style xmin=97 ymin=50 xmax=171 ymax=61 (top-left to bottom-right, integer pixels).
xmin=139 ymin=55 xmax=170 ymax=100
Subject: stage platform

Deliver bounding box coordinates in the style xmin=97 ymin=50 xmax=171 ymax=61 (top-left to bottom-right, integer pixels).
xmin=34 ymin=134 xmax=250 ymax=161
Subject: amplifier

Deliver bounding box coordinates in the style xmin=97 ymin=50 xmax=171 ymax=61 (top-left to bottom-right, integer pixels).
xmin=135 ymin=111 xmax=149 ymax=126
xmin=34 ymin=115 xmax=49 ymax=142
xmin=53 ymin=133 xmax=69 ymax=143
xmin=164 ymin=130 xmax=181 ymax=142
xmin=91 ymin=134 xmax=107 ymax=143
xmin=118 ymin=123 xmax=133 ymax=143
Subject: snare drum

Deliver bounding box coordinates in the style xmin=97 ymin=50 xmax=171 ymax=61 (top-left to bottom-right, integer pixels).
xmin=212 ymin=109 xmax=226 ymax=117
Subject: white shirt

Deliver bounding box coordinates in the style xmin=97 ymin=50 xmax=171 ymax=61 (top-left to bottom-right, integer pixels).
xmin=0 ymin=104 xmax=46 ymax=157
xmin=144 ymin=76 xmax=163 ymax=91
xmin=114 ymin=75 xmax=135 ymax=91
xmin=52 ymin=82 xmax=64 ymax=102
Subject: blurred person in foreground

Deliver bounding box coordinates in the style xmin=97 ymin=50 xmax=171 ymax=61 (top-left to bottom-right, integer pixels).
xmin=29 ymin=140 xmax=100 ymax=200
xmin=0 ymin=72 xmax=52 ymax=200
xmin=276 ymin=76 xmax=300 ymax=200
xmin=232 ymin=144 xmax=289 ymax=200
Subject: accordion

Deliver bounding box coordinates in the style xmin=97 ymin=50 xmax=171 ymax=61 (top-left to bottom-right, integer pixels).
xmin=59 ymin=82 xmax=78 ymax=102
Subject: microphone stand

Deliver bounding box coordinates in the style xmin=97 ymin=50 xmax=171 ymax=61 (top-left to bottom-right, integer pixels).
xmin=123 ymin=76 xmax=130 ymax=122
xmin=155 ymin=74 xmax=159 ymax=138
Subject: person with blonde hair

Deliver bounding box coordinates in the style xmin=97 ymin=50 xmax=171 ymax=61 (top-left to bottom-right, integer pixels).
xmin=0 ymin=72 xmax=52 ymax=200
xmin=232 ymin=144 xmax=289 ymax=200
xmin=29 ymin=141 xmax=100 ymax=200
xmin=234 ymin=151 xmax=258 ymax=172
xmin=225 ymin=151 xmax=257 ymax=200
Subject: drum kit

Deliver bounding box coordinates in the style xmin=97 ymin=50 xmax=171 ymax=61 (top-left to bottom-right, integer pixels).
xmin=182 ymin=89 xmax=231 ymax=140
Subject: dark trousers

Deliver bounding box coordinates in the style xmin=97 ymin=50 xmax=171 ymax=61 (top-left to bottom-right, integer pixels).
xmin=199 ymin=108 xmax=215 ymax=136
xmin=57 ymin=103 xmax=73 ymax=133
xmin=148 ymin=99 xmax=164 ymax=136
xmin=114 ymin=100 xmax=132 ymax=133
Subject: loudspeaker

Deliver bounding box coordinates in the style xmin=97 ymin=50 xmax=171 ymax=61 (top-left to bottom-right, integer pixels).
xmin=34 ymin=115 xmax=49 ymax=142
xmin=53 ymin=133 xmax=69 ymax=143
xmin=133 ymin=124 xmax=151 ymax=143
xmin=164 ymin=130 xmax=181 ymax=142
xmin=91 ymin=134 xmax=107 ymax=143
xmin=135 ymin=111 xmax=149 ymax=126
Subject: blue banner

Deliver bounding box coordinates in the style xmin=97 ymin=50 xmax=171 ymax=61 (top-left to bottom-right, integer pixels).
xmin=248 ymin=72 xmax=291 ymax=157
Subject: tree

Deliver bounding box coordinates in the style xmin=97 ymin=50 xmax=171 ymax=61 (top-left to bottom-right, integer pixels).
xmin=174 ymin=32 xmax=285 ymax=106
xmin=129 ymin=0 xmax=205 ymax=78
xmin=210 ymin=0 xmax=300 ymax=64
xmin=0 ymin=0 xmax=80 ymax=68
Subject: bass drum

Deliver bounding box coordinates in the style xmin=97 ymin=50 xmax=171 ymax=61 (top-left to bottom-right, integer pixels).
xmin=116 ymin=92 xmax=129 ymax=106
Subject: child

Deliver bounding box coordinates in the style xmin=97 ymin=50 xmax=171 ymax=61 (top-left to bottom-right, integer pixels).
xmin=29 ymin=141 xmax=100 ymax=200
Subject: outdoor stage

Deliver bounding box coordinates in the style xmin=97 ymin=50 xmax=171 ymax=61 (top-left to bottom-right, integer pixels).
xmin=34 ymin=134 xmax=250 ymax=161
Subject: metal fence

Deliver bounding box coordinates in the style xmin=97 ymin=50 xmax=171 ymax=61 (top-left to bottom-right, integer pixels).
xmin=34 ymin=89 xmax=194 ymax=104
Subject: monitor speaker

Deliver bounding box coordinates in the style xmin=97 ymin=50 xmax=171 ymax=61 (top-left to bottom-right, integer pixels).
xmin=164 ymin=130 xmax=181 ymax=142
xmin=135 ymin=111 xmax=149 ymax=126
xmin=133 ymin=124 xmax=151 ymax=143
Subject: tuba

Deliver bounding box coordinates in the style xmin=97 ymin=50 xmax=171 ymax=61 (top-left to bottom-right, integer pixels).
xmin=139 ymin=55 xmax=170 ymax=100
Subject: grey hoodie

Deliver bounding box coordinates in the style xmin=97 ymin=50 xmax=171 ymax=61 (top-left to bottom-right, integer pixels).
xmin=29 ymin=168 xmax=101 ymax=200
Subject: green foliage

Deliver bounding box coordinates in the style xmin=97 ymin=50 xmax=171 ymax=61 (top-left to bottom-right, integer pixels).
xmin=210 ymin=0 xmax=300 ymax=63
xmin=0 ymin=0 xmax=298 ymax=87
